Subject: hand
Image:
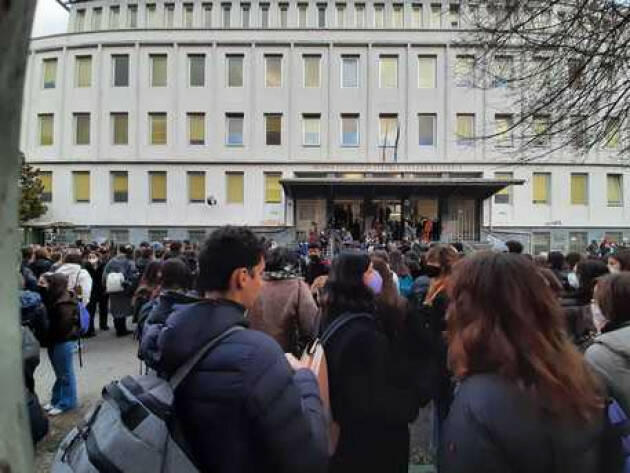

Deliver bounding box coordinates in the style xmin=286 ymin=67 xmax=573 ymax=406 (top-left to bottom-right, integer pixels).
xmin=285 ymin=353 xmax=309 ymax=371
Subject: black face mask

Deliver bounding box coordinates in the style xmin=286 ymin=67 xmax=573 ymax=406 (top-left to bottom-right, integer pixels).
xmin=424 ymin=265 xmax=441 ymax=278
xmin=309 ymin=255 xmax=320 ymax=263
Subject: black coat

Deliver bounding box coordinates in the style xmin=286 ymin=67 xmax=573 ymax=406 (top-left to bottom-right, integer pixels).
xmin=440 ymin=373 xmax=603 ymax=473
xmin=323 ymin=313 xmax=420 ymax=473
xmin=84 ymin=262 xmax=105 ymax=304
xmin=30 ymin=258 xmax=53 ymax=278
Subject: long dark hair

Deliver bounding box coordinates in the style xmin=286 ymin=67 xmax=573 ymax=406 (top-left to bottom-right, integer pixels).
xmin=576 ymin=260 xmax=609 ymax=304
xmin=447 ymin=252 xmax=602 ymax=422
xmin=321 ymin=252 xmax=374 ymax=323
xmin=140 ymin=261 xmax=162 ymax=287
xmin=595 ymin=273 xmax=630 ymax=330
xmin=44 ymin=272 xmax=69 ymax=303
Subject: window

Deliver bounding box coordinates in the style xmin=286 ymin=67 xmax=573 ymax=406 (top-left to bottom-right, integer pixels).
xmin=303 ymin=114 xmax=321 ymax=146
xmin=455 ymin=114 xmax=475 ymax=144
xmin=532 ymin=172 xmax=550 ymax=204
xmin=495 ymin=114 xmax=513 ymax=147
xmin=188 ymin=230 xmax=207 ymax=243
xmin=226 ymin=113 xmax=244 ymax=145
xmin=111 ymin=171 xmax=128 ymax=203
xmin=223 ymin=3 xmax=231 ymax=27
xmin=266 ymin=114 xmax=282 ymax=145
xmin=112 ymin=54 xmax=129 ymax=87
xmin=604 ymin=118 xmax=621 ymax=149
xmin=189 ymin=54 xmax=205 ymax=87
xmin=38 ymin=114 xmax=53 ymax=146
xmin=75 ymin=9 xmax=86 ymax=31
xmin=429 ymin=3 xmax=441 ymax=27
xmin=379 ymin=56 xmax=398 ymax=88
xmin=227 ymin=55 xmax=243 ymax=87
xmin=38 ymin=171 xmax=52 ymax=202
xmin=226 ymin=172 xmax=244 ymax=204
xmin=111 ymin=113 xmax=128 ymax=145
xmin=303 ymin=55 xmax=321 ymax=87
xmin=607 ymin=174 xmax=623 ymax=207
xmin=92 ymin=7 xmax=102 ymax=29
xmin=411 ymin=4 xmax=422 ymax=27
xmin=493 ymin=56 xmax=513 ymax=88
xmin=280 ymin=3 xmax=288 ymax=27
xmin=128 ymin=5 xmax=138 ymax=28
xmin=151 ymin=54 xmax=167 ymax=87
xmin=184 ymin=3 xmax=193 ymax=27
xmin=533 ymin=115 xmax=550 ymax=146
xmin=111 ymin=229 xmax=130 ymax=243
xmin=570 ymin=174 xmax=588 ymax=205
xmin=418 ymin=114 xmax=436 ymax=146
xmin=75 ymin=56 xmax=91 ymax=87
xmin=569 ymin=232 xmax=588 ymax=254
xmin=379 ymin=114 xmax=398 ymax=147
xmin=606 ymin=232 xmax=624 ymax=244
xmin=317 ymin=3 xmax=326 ymax=27
xmin=109 ymin=6 xmax=120 ymax=28
xmin=203 ymin=3 xmax=213 ymax=27
xmin=494 ymin=172 xmax=513 ymax=204
xmin=298 ymin=3 xmax=307 ymax=27
xmin=241 ymin=3 xmax=250 ymax=27
xmin=149 ymin=113 xmax=167 ymax=145
xmin=341 ymin=114 xmax=359 ymax=146
xmin=188 ymin=172 xmax=206 ymax=203
xmin=73 ymin=171 xmax=90 ymax=203
xmin=146 ymin=3 xmax=156 ymax=27
xmin=418 ymin=56 xmax=436 ymax=88
xmin=188 ymin=113 xmax=205 ymax=145
xmin=149 ymin=171 xmax=167 ymax=203
xmin=336 ymin=3 xmax=345 ymax=27
xmin=342 ymin=56 xmax=359 ymax=88
xmin=148 ymin=229 xmax=167 ymax=242
xmin=261 ymin=3 xmax=269 ymax=27
xmin=265 ymin=55 xmax=282 ymax=87
xmin=392 ymin=4 xmax=403 ymax=28
xmin=449 ymin=3 xmax=459 ymax=27
xmin=454 ymin=55 xmax=474 ymax=87
xmin=265 ymin=173 xmax=282 ymax=203
xmin=374 ymin=3 xmax=384 ymax=28
xmin=355 ymin=3 xmax=365 ymax=27
xmin=532 ymin=233 xmax=551 ymax=255
xmin=164 ymin=3 xmax=174 ymax=27
xmin=42 ymin=58 xmax=57 ymax=89
xmin=74 ymin=113 xmax=90 ymax=145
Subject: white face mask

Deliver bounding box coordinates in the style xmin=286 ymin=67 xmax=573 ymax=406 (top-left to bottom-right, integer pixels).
xmin=568 ymin=272 xmax=580 ymax=289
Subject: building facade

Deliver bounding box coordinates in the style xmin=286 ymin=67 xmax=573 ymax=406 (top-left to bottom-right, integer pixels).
xmin=21 ymin=0 xmax=630 ymax=252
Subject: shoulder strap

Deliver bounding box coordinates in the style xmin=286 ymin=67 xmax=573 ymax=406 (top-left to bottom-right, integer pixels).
xmin=169 ymin=325 xmax=245 ymax=389
xmin=321 ymin=313 xmax=373 ymax=345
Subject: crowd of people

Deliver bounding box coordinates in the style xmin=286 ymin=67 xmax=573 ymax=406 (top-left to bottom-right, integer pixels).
xmin=17 ymin=229 xmax=630 ymax=472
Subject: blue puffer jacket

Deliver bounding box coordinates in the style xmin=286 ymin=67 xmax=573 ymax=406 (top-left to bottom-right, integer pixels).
xmin=139 ymin=298 xmax=329 ymax=473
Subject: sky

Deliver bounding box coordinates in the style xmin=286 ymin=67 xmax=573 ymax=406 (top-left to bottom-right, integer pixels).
xmin=31 ymin=0 xmax=69 ymax=38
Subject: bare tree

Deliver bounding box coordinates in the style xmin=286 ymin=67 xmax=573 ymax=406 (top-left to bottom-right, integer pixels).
xmin=461 ymin=0 xmax=630 ymax=162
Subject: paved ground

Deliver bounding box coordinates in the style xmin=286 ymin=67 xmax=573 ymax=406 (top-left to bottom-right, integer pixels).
xmin=33 ymin=319 xmax=434 ymax=472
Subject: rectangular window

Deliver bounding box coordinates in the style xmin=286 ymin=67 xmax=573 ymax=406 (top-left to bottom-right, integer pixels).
xmin=607 ymin=174 xmax=623 ymax=207
xmin=379 ymin=56 xmax=398 ymax=88
xmin=418 ymin=114 xmax=436 ymax=146
xmin=494 ymin=172 xmax=513 ymax=204
xmin=110 ymin=230 xmax=129 ymax=243
xmin=495 ymin=114 xmax=513 ymax=147
xmin=341 ymin=114 xmax=359 ymax=146
xmin=342 ymin=56 xmax=359 ymax=88
xmin=112 ymin=113 xmax=128 ymax=145
xmin=569 ymin=232 xmax=588 ymax=254
xmin=449 ymin=3 xmax=459 ymax=27
xmin=189 ymin=230 xmax=207 ymax=243
xmin=38 ymin=114 xmax=53 ymax=146
xmin=303 ymin=55 xmax=321 ymax=88
xmin=455 ymin=113 xmax=475 ymax=144
xmin=149 ymin=171 xmax=167 ymax=203
xmin=606 ymin=232 xmax=624 ymax=244
xmin=392 ymin=4 xmax=403 ymax=27
xmin=226 ymin=172 xmax=244 ymax=204
xmin=75 ymin=56 xmax=91 ymax=87
xmin=38 ymin=171 xmax=52 ymax=202
xmin=164 ymin=3 xmax=174 ymax=27
xmin=604 ymin=118 xmax=621 ymax=149
xmin=336 ymin=3 xmax=345 ymax=27
xmin=374 ymin=3 xmax=384 ymax=28
xmin=188 ymin=113 xmax=205 ymax=145
xmin=112 ymin=54 xmax=129 ymax=87
xmin=75 ymin=9 xmax=86 ymax=31
xmin=151 ymin=54 xmax=167 ymax=87
xmin=223 ymin=3 xmax=231 ymax=27
xmin=418 ymin=56 xmax=436 ymax=88
xmin=298 ymin=3 xmax=307 ymax=27
xmin=226 ymin=113 xmax=244 ymax=145
xmin=570 ymin=173 xmax=588 ymax=205
xmin=493 ymin=56 xmax=513 ymax=88
xmin=111 ymin=171 xmax=128 ymax=203
xmin=184 ymin=3 xmax=193 ymax=27
xmin=241 ymin=3 xmax=250 ymax=27
xmin=532 ymin=172 xmax=551 ymax=204
xmin=203 ymin=3 xmax=213 ymax=27
xmin=74 ymin=113 xmax=90 ymax=145
xmin=318 ymin=3 xmax=326 ymax=27
xmin=73 ymin=171 xmax=90 ymax=203
xmin=430 ymin=3 xmax=441 ymax=27
xmin=411 ymin=4 xmax=422 ymax=27
xmin=265 ymin=173 xmax=282 ymax=203
xmin=189 ymin=54 xmax=205 ymax=87
xmin=92 ymin=7 xmax=102 ymax=29
xmin=128 ymin=5 xmax=138 ymax=27
xmin=149 ymin=112 xmax=167 ymax=145
xmin=227 ymin=55 xmax=244 ymax=87
xmin=532 ymin=233 xmax=551 ymax=255
xmin=454 ymin=55 xmax=474 ymax=87
xmin=188 ymin=172 xmax=206 ymax=203
xmin=379 ymin=114 xmax=398 ymax=147
xmin=261 ymin=3 xmax=269 ymax=27
xmin=280 ymin=3 xmax=288 ymax=27
xmin=147 ymin=229 xmax=167 ymax=242
xmin=42 ymin=58 xmax=57 ymax=89
xmin=533 ymin=115 xmax=550 ymax=147
xmin=303 ymin=114 xmax=321 ymax=146
xmin=146 ymin=4 xmax=156 ymax=27
xmin=355 ymin=3 xmax=365 ymax=27
xmin=265 ymin=114 xmax=282 ymax=145
xmin=265 ymin=55 xmax=282 ymax=87
xmin=109 ymin=6 xmax=120 ymax=28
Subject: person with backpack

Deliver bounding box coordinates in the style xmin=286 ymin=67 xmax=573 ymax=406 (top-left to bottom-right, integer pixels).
xmin=103 ymin=244 xmax=139 ymax=337
xmin=441 ymin=252 xmax=604 ymax=473
xmin=39 ymin=272 xmax=79 ymax=416
xmin=55 ymin=249 xmax=92 ymax=307
xmin=139 ymin=226 xmax=328 ymax=473
xmin=131 ymin=260 xmax=162 ymax=323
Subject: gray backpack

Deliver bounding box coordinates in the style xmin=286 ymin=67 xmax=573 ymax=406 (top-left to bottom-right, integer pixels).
xmin=51 ymin=326 xmax=244 ymax=473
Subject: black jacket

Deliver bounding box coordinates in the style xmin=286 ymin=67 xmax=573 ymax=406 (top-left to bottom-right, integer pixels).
xmin=440 ymin=373 xmax=603 ymax=473
xmin=30 ymin=257 xmax=53 ymax=278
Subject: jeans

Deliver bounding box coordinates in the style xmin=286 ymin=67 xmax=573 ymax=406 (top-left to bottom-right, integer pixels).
xmin=47 ymin=341 xmax=78 ymax=411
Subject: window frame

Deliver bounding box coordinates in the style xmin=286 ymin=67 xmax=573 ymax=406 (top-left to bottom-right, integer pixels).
xmin=38 ymin=171 xmax=53 ymax=202
xmin=226 ymin=171 xmax=245 ymax=204
xmin=265 ymin=113 xmax=282 ymax=146
xmin=75 ymin=55 xmax=92 ymax=88
xmin=38 ymin=113 xmax=54 ymax=146
xmin=111 ymin=112 xmax=129 ymax=145
xmin=111 ymin=171 xmax=129 ymax=203
xmin=341 ymin=55 xmax=359 ymax=88
xmin=72 ymin=171 xmax=91 ymax=203
xmin=302 ymin=114 xmax=321 ymax=146
xmin=187 ymin=171 xmax=206 ymax=203
xmin=188 ymin=54 xmax=206 ymax=87
xmin=226 ymin=54 xmax=244 ymax=87
xmin=112 ymin=54 xmax=129 ymax=87
xmin=264 ymin=172 xmax=283 ymax=204
xmin=303 ymin=55 xmax=321 ymax=88
xmin=74 ymin=112 xmax=91 ymax=146
xmin=188 ymin=112 xmax=206 ymax=145
xmin=379 ymin=55 xmax=398 ymax=88
xmin=225 ymin=113 xmax=244 ymax=146
xmin=265 ymin=54 xmax=282 ymax=88
xmin=417 ymin=55 xmax=437 ymax=89
xmin=149 ymin=171 xmax=167 ymax=203
xmin=570 ymin=173 xmax=589 ymax=206
xmin=532 ymin=172 xmax=551 ymax=205
xmin=494 ymin=172 xmax=513 ymax=204
xmin=607 ymin=174 xmax=624 ymax=207
xmin=42 ymin=58 xmax=57 ymax=89
xmin=340 ymin=114 xmax=360 ymax=147
xmin=150 ymin=53 xmax=168 ymax=88
xmin=149 ymin=112 xmax=167 ymax=145
xmin=418 ymin=113 xmax=437 ymax=147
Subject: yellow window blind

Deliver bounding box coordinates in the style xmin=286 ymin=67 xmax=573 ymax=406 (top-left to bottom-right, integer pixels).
xmin=76 ymin=56 xmax=91 ymax=87
xmin=188 ymin=114 xmax=205 ymax=145
xmin=570 ymin=174 xmax=588 ymax=205
xmin=151 ymin=55 xmax=167 ymax=87
xmin=380 ymin=57 xmax=398 ymax=88
xmin=39 ymin=114 xmax=53 ymax=146
xmin=112 ymin=172 xmax=128 ymax=202
xmin=188 ymin=172 xmax=205 ymax=202
xmin=604 ymin=119 xmax=620 ymax=149
xmin=73 ymin=171 xmax=90 ymax=202
xmin=456 ymin=114 xmax=474 ymax=140
xmin=75 ymin=114 xmax=90 ymax=145
xmin=495 ymin=115 xmax=512 ymax=145
xmin=533 ymin=173 xmax=550 ymax=204
xmin=265 ymin=173 xmax=282 ymax=203
xmin=150 ymin=113 xmax=167 ymax=144
xmin=607 ymin=174 xmax=623 ymax=206
xmin=38 ymin=171 xmax=52 ymax=202
xmin=43 ymin=59 xmax=57 ymax=88
xmin=304 ymin=56 xmax=320 ymax=87
xmin=113 ymin=113 xmax=128 ymax=145
xmin=494 ymin=172 xmax=512 ymax=198
xmin=226 ymin=172 xmax=244 ymax=204
xmin=150 ymin=172 xmax=167 ymax=202
xmin=418 ymin=56 xmax=436 ymax=88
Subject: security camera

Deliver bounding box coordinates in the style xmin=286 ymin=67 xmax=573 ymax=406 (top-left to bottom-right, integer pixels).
xmin=207 ymin=195 xmax=217 ymax=206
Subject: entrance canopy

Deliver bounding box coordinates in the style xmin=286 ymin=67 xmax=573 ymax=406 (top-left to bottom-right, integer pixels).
xmin=281 ymin=177 xmax=524 ymax=200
